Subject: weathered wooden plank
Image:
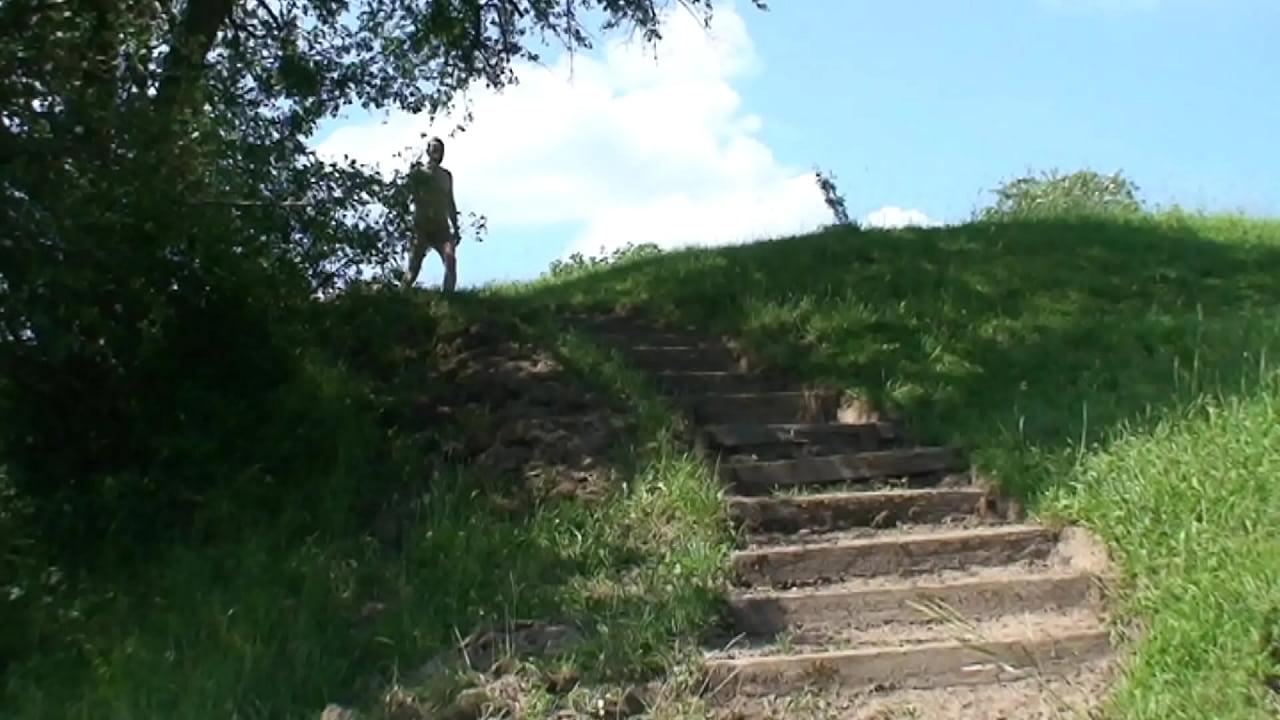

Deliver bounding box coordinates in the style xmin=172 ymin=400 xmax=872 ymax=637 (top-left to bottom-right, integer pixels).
xmin=727 ymin=487 xmax=986 ymax=536
xmin=703 ymin=628 xmax=1111 ymax=699
xmin=704 ymin=421 xmax=902 ymax=450
xmin=729 ymin=447 xmax=966 ymax=493
xmin=731 ymin=525 xmax=1058 ymax=587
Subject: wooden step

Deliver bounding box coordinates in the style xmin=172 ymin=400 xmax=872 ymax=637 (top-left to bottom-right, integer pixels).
xmin=775 ymin=660 xmax=1116 ymax=720
xmin=728 ymin=570 xmax=1103 ymax=636
xmin=689 ymin=391 xmax=841 ymax=425
xmin=704 ymin=421 xmax=904 ymax=452
xmin=728 ymin=487 xmax=988 ymax=536
xmin=732 ymin=524 xmax=1059 ymax=588
xmin=703 ymin=623 xmax=1111 ymax=699
xmin=727 ymin=447 xmax=966 ymax=494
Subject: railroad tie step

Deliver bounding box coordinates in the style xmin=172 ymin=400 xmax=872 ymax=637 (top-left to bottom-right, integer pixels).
xmin=731 ymin=524 xmax=1059 ymax=588
xmin=702 ymin=613 xmax=1111 ymax=699
xmin=725 ymin=447 xmax=967 ymax=495
xmin=727 ymin=487 xmax=990 ymax=536
xmin=703 ymin=421 xmax=905 ymax=455
xmin=727 ymin=570 xmax=1105 ymax=636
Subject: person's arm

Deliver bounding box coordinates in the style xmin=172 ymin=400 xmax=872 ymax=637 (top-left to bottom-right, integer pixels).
xmin=405 ymin=166 xmax=420 ymax=216
xmin=443 ymin=169 xmax=461 ymax=240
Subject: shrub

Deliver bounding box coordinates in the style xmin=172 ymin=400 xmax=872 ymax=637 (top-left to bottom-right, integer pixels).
xmin=546 ymin=241 xmax=665 ymax=278
xmin=976 ymin=168 xmax=1146 ymax=221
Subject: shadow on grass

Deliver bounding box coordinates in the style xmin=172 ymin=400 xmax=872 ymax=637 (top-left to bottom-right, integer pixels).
xmin=0 ymin=290 xmax=724 ymax=719
xmin=523 ymin=214 xmax=1280 ymax=504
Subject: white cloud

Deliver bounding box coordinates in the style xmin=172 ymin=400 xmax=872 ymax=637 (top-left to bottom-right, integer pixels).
xmin=862 ymin=206 xmax=940 ymax=229
xmin=313 ymin=3 xmax=833 ymax=261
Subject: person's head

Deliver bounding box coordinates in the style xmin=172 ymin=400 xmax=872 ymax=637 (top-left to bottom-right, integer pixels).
xmin=426 ymin=136 xmax=445 ymax=165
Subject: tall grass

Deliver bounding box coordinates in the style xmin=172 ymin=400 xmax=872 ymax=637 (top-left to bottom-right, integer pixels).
xmin=0 ymin=292 xmax=730 ymax=719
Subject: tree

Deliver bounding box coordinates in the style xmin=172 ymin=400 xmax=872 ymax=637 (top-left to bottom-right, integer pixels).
xmin=0 ymin=0 xmax=765 ymax=540
xmin=975 ymin=168 xmax=1145 ymax=221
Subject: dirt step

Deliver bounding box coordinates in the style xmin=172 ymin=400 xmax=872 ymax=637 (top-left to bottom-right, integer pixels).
xmin=727 ymin=487 xmax=989 ymax=536
xmin=704 ymin=421 xmax=904 ymax=454
xmin=624 ymin=344 xmax=746 ymax=373
xmin=727 ymin=571 xmax=1104 ymax=636
xmin=653 ymin=370 xmax=790 ymax=395
xmin=707 ymin=657 xmax=1115 ymax=719
xmin=703 ymin=618 xmax=1111 ymax=700
xmin=726 ymin=447 xmax=967 ymax=495
xmin=688 ymin=391 xmax=842 ymax=425
xmin=718 ymin=606 xmax=1103 ymax=656
xmin=732 ymin=524 xmax=1059 ymax=588
xmin=745 ymin=521 xmax=1005 ymax=549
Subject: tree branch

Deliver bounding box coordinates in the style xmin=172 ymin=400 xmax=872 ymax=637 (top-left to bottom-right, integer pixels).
xmin=187 ymin=199 xmax=312 ymax=206
xmin=154 ymin=0 xmax=237 ymax=114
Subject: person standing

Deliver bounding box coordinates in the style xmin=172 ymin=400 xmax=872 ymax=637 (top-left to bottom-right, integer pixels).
xmin=403 ymin=136 xmax=474 ymax=291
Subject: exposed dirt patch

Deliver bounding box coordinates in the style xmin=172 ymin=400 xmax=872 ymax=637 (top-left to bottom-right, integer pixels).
xmin=329 ymin=308 xmax=660 ymax=717
xmin=422 ymin=325 xmax=635 ymax=503
xmin=360 ymin=318 xmax=640 ymax=550
xmin=1053 ymin=526 xmax=1113 ymax=576
xmin=407 ymin=619 xmax=586 ymax=687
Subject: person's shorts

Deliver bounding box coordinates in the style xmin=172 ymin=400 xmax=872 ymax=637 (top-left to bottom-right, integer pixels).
xmin=413 ymin=216 xmax=453 ymax=248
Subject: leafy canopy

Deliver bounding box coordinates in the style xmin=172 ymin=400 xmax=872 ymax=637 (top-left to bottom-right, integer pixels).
xmin=0 ymin=0 xmax=764 ymax=540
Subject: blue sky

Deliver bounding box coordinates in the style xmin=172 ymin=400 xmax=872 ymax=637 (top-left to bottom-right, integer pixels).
xmin=313 ymin=0 xmax=1279 ymax=288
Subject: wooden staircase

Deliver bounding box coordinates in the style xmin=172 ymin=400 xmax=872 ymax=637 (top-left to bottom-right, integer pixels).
xmin=574 ymin=312 xmax=1117 ymax=719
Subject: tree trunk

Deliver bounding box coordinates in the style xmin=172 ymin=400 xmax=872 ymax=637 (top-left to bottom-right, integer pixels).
xmin=154 ymin=0 xmax=236 ymax=115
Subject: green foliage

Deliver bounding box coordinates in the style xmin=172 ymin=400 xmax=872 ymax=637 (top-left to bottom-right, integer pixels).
xmin=976 ymin=168 xmax=1146 ymax=221
xmin=0 ymin=295 xmax=731 ymax=719
xmin=545 ymin=241 xmax=665 ymax=278
xmin=2 ymin=1 xmax=760 ymax=707
xmin=0 ymin=0 xmax=752 ymax=547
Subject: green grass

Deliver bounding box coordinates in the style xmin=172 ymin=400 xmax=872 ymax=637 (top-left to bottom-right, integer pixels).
xmin=0 ymin=291 xmax=730 ymax=719
xmin=8 ymin=209 xmax=1280 ymax=719
xmin=510 ymin=210 xmax=1280 ymax=719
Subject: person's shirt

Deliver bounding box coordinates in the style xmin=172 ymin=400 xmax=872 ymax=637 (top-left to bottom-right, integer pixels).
xmin=408 ymin=161 xmax=454 ymax=223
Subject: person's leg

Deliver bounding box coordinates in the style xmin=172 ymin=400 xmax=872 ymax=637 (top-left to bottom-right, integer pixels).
xmin=403 ymin=233 xmax=428 ymax=289
xmin=438 ymin=238 xmax=458 ymax=293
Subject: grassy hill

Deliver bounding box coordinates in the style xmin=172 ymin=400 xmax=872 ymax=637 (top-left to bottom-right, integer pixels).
xmin=5 ymin=211 xmax=1280 ymax=719
xmin=516 ymin=211 xmax=1280 ymax=719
